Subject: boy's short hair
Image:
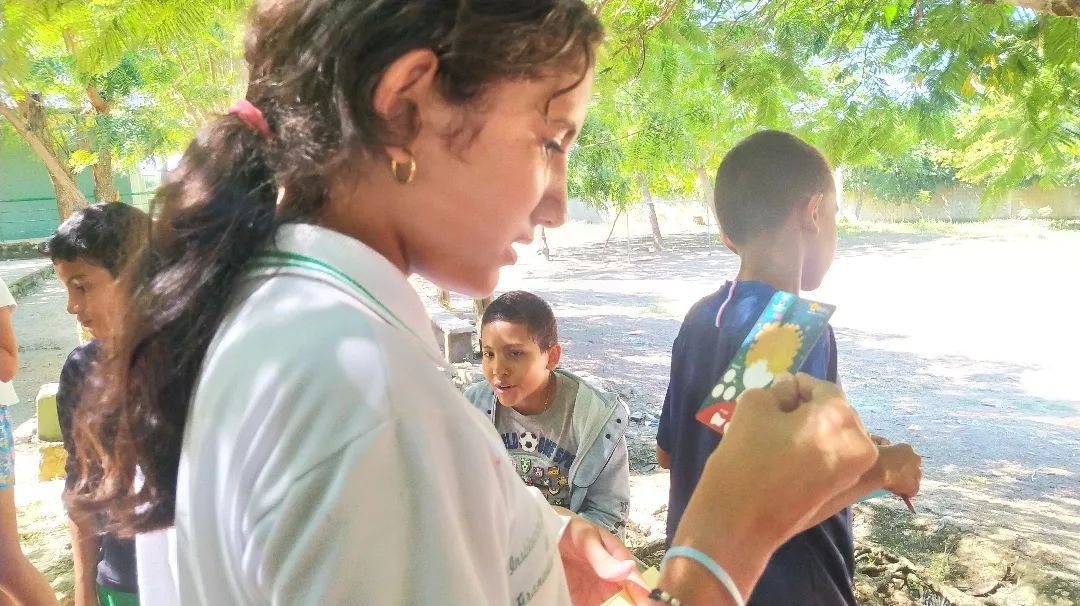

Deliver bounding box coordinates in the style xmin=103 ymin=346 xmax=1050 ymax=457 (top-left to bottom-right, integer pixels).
xmin=41 ymin=203 xmax=151 ymax=277
xmin=714 ymin=130 xmax=835 ymax=244
xmin=481 ymin=291 xmax=558 ymax=351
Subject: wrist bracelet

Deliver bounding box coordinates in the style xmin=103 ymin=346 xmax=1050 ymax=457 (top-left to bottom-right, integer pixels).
xmin=661 ymin=545 xmax=746 ymax=606
xmin=648 ymin=587 xmax=688 ymax=605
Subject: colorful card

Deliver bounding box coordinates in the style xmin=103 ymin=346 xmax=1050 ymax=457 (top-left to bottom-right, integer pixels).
xmin=696 ymin=291 xmax=836 ymax=434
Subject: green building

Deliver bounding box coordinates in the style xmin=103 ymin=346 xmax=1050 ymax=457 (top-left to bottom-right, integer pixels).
xmin=0 ymin=140 xmax=157 ymax=242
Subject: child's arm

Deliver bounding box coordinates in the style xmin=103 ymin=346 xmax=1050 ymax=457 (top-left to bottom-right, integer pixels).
xmin=55 ymin=349 xmax=99 ymax=605
xmin=577 ymin=436 xmax=630 ymax=535
xmin=656 ymin=445 xmax=672 ymax=470
xmin=655 ymin=330 xmax=685 ymax=472
xmin=799 ymin=442 xmax=922 ymax=530
xmin=68 ymin=514 xmax=101 ymax=606
xmin=0 ymin=305 xmax=17 ymax=383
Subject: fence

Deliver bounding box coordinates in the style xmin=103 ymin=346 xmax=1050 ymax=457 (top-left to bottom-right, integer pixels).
xmin=0 ymin=192 xmax=155 ymax=242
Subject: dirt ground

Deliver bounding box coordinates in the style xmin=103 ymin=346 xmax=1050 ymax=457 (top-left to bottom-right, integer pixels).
xmin=7 ymin=218 xmax=1079 ymax=605
xmin=7 ymin=278 xmax=79 ymax=428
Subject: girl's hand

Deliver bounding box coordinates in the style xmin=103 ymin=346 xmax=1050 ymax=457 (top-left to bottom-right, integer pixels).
xmin=558 ymin=513 xmax=651 ymax=606
xmin=660 ymin=374 xmax=879 ymax=605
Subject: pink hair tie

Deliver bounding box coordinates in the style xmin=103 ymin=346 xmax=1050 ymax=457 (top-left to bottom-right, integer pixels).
xmin=227 ymin=99 xmax=270 ymax=138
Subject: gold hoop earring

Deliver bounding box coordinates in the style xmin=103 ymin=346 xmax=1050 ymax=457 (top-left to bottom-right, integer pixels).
xmin=390 ymin=154 xmax=416 ymax=185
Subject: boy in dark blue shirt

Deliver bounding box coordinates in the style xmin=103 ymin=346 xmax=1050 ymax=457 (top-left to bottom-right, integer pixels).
xmin=657 ymin=131 xmax=922 ymax=605
xmin=43 ymin=203 xmax=150 ymax=606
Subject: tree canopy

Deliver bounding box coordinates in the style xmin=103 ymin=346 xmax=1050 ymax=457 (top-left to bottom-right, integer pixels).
xmin=0 ymin=0 xmax=247 ymax=217
xmin=573 ymin=0 xmax=1079 ymax=219
xmin=1 ymin=0 xmax=1075 ymax=221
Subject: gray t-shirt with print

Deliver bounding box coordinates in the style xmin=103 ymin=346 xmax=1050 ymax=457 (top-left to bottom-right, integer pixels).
xmin=493 ymin=372 xmax=579 ymax=508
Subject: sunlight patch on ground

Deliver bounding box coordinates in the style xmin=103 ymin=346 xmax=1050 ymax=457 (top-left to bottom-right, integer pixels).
xmin=1020 ymin=369 xmax=1080 ymax=402
xmin=554 ymin=303 xmax=668 ymax=318
xmin=619 ymin=353 xmax=672 ymax=367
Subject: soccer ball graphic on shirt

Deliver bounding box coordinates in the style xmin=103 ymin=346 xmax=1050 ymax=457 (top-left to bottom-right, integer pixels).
xmin=519 ymin=431 xmax=539 ymax=453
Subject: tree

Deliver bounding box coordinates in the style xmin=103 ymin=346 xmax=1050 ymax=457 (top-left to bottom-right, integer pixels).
xmin=573 ymin=0 xmax=1079 ymax=223
xmin=575 ymin=1 xmax=874 ymax=237
xmin=575 ymin=2 xmax=732 ymax=248
xmin=847 ymin=144 xmax=959 ymax=210
xmin=0 ymin=0 xmax=247 ymax=218
xmin=0 ymin=91 xmax=87 ymax=216
xmin=885 ymin=2 xmax=1079 ymax=200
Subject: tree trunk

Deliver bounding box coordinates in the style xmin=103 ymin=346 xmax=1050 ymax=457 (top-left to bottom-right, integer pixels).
xmin=855 ymin=189 xmax=865 ymax=220
xmin=539 ymin=226 xmax=551 ymax=260
xmin=85 ymin=83 xmax=119 ymax=204
xmin=833 ymin=166 xmax=845 ymax=216
xmin=0 ymin=95 xmax=89 ymax=219
xmin=603 ymin=207 xmax=622 ymax=249
xmin=92 ymin=146 xmax=119 ymax=203
xmin=473 ymin=297 xmax=493 ymax=328
xmin=45 ymin=176 xmax=84 ymax=219
xmin=437 ymin=289 xmax=452 ymax=310
xmin=638 ymin=173 xmax=664 ymax=250
xmin=693 ymin=161 xmax=718 ymax=236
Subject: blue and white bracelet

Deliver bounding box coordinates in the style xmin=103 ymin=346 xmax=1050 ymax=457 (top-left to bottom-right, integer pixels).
xmin=654 ymin=545 xmax=746 ymax=606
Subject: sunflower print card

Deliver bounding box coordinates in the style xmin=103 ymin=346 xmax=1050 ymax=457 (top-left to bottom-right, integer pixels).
xmin=696 ymin=291 xmax=836 ymax=434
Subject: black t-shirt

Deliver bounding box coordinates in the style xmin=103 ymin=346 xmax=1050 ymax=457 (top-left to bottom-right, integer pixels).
xmin=58 ymin=340 xmax=138 ymax=593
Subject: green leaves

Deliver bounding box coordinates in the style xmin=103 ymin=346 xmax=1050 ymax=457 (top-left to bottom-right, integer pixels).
xmin=849 ymin=144 xmax=959 ymax=204
xmin=0 ymin=0 xmax=246 ymax=161
xmin=884 ymin=2 xmax=901 ymax=27
xmin=2 ymin=0 xmax=1074 ymax=216
xmin=0 ymin=0 xmax=247 ymax=217
xmin=68 ymin=148 xmax=98 ymax=172
xmin=71 ymin=0 xmax=247 ymax=75
xmin=573 ymin=0 xmax=1080 ymax=213
xmin=1043 ymin=17 xmax=1080 ymax=67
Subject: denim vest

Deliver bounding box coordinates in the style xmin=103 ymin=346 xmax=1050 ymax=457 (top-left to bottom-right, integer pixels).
xmin=464 ymin=369 xmax=630 ymax=533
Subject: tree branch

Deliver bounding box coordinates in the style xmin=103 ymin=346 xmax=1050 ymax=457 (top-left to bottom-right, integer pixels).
xmin=86 ymin=83 xmax=111 ymax=114
xmin=0 ymin=98 xmax=90 ymax=209
xmin=603 ymin=0 xmax=682 ymax=65
xmin=0 ymin=102 xmax=70 ymax=186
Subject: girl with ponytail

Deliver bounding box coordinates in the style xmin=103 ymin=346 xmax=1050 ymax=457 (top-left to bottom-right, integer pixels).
xmin=69 ymin=1 xmax=879 ymax=604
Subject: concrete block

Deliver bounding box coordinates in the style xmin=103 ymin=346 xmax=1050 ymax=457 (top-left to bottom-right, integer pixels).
xmin=39 ymin=442 xmax=67 ymax=482
xmin=430 ymin=311 xmax=475 ymax=364
xmin=444 ymin=329 xmax=473 ymax=364
xmin=36 ymin=383 xmax=61 ymax=442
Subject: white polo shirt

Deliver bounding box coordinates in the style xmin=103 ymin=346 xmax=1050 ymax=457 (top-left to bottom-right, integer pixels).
xmin=142 ymin=224 xmax=568 ymax=605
